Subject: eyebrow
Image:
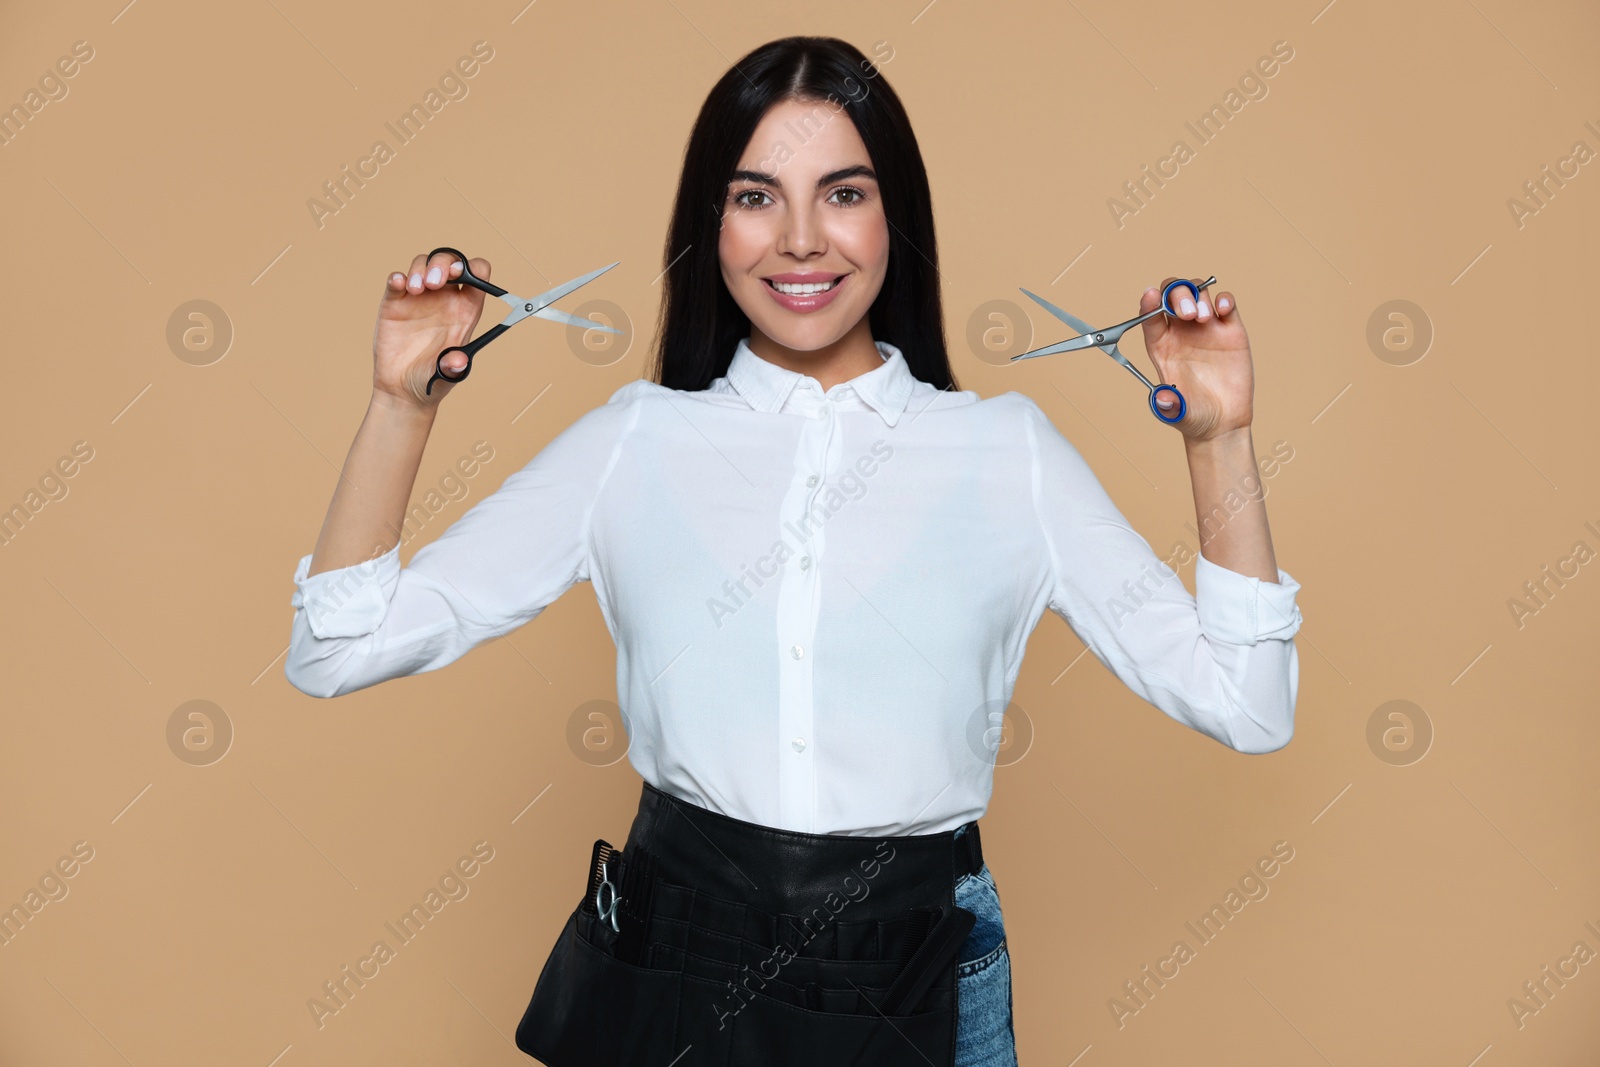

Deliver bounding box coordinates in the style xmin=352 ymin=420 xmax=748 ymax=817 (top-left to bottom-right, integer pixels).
xmin=727 ymin=164 xmax=878 ymax=189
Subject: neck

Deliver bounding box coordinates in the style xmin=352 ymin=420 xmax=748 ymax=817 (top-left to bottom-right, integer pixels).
xmin=749 ymin=319 xmax=881 ymax=393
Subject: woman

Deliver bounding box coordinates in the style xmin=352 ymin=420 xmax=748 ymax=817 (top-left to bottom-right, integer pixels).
xmin=286 ymin=35 xmax=1303 ymax=1067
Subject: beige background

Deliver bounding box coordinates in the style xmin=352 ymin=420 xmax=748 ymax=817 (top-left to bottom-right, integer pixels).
xmin=3 ymin=0 xmax=1598 ymax=1063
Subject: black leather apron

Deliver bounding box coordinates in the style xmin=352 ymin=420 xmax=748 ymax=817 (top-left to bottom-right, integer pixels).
xmin=515 ymin=779 xmax=984 ymax=1065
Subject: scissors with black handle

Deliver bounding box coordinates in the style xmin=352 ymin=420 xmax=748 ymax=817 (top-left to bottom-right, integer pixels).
xmin=1012 ymin=276 xmax=1217 ymax=425
xmin=423 ymin=246 xmax=623 ymax=395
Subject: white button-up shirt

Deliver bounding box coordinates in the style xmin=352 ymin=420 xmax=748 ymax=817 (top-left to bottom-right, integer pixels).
xmin=286 ymin=338 xmax=1304 ymax=836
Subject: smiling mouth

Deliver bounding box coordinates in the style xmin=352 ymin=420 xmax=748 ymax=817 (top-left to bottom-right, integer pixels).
xmin=764 ymin=274 xmax=847 ymax=295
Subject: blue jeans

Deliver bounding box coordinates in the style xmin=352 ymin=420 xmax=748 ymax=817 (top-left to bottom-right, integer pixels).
xmin=953 ymin=825 xmax=1017 ymax=1065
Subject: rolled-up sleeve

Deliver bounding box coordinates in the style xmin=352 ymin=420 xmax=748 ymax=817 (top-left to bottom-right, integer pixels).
xmin=284 ymin=382 xmax=646 ymax=698
xmin=291 ymin=538 xmax=402 ymax=639
xmin=1022 ymin=397 xmax=1303 ymax=754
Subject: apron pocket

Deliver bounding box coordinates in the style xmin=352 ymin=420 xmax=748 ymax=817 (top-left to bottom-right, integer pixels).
xmin=651 ymin=940 xmax=924 ymax=1014
xmin=677 ymin=969 xmax=956 ymax=1067
xmin=515 ymin=906 xmax=684 ymax=1066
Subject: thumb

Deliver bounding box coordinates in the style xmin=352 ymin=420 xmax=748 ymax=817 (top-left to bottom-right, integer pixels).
xmin=1137 ymin=283 xmax=1173 ymax=352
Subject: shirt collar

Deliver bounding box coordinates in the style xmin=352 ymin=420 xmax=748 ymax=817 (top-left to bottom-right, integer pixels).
xmin=721 ymin=337 xmax=918 ymax=427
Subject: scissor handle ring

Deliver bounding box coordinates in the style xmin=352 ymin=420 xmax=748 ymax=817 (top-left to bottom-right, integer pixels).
xmin=425 ymin=346 xmax=473 ymax=396
xmin=1150 ymin=384 xmax=1186 ymax=424
xmin=425 ymin=246 xmax=509 ymax=298
xmin=594 ymin=860 xmax=622 ymax=933
xmin=1159 ymin=279 xmax=1201 ymax=317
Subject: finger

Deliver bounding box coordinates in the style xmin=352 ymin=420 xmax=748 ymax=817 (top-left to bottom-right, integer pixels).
xmin=1213 ymin=289 xmax=1236 ymax=319
xmin=383 ymin=268 xmax=408 ymax=300
xmin=403 ymin=252 xmax=433 ymax=294
xmin=1168 ymin=278 xmax=1198 ymax=320
xmin=1148 ymin=281 xmax=1172 ymax=313
xmin=1140 ymin=280 xmax=1175 ymax=351
xmin=1192 ymin=277 xmax=1212 ymax=323
xmin=423 ymin=250 xmax=463 ymax=290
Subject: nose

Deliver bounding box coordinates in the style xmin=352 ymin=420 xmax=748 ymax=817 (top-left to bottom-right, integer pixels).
xmin=777 ymin=198 xmax=825 ymax=258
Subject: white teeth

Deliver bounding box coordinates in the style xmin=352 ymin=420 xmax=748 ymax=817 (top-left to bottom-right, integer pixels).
xmin=770 ymin=278 xmax=839 ymax=295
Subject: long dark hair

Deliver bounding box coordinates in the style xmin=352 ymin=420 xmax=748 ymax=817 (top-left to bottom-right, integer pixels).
xmin=648 ymin=36 xmax=957 ymax=393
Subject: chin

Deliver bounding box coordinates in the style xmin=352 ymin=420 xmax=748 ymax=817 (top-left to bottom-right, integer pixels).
xmin=752 ymin=320 xmax=850 ymax=352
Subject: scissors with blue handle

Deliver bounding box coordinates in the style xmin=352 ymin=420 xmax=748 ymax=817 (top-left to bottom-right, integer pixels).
xmin=1012 ymin=276 xmax=1217 ymax=424
xmin=424 ymin=245 xmax=623 ymax=395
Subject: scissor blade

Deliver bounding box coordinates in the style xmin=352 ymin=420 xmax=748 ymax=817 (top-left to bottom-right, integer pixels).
xmin=1010 ymin=337 xmax=1085 ymax=361
xmin=1018 ymin=288 xmax=1099 ymax=338
xmin=1013 ymin=287 xmax=1116 ymax=361
xmin=501 ymin=262 xmax=621 ymax=327
xmin=529 ymin=305 xmax=624 ymax=333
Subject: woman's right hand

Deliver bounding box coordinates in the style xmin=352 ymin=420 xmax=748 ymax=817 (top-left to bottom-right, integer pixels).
xmin=371 ymin=250 xmax=495 ymax=409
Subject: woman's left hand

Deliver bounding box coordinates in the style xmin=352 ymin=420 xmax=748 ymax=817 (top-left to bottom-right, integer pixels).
xmin=1138 ymin=278 xmax=1253 ymax=442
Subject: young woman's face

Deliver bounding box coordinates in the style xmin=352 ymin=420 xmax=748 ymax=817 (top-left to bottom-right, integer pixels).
xmin=718 ymin=97 xmax=889 ymax=353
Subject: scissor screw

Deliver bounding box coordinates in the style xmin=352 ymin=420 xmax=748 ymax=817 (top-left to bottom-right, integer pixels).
xmin=525 ymin=303 xmax=534 ymax=311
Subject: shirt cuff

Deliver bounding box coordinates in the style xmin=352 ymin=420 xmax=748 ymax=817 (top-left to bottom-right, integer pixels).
xmin=290 ymin=539 xmax=402 ymax=639
xmin=1194 ymin=552 xmax=1304 ymax=644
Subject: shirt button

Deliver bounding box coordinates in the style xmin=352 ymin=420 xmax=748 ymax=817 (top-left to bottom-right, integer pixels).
xmin=806 ymin=474 xmax=819 ymax=488
xmin=799 ymin=555 xmax=811 ymax=570
xmin=791 ymin=737 xmax=807 ymax=753
xmin=790 ymin=644 xmax=804 ymax=659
